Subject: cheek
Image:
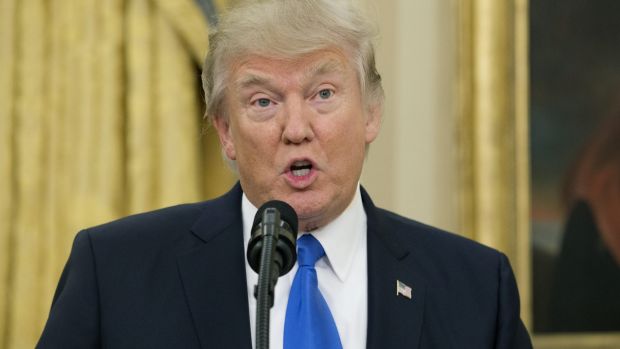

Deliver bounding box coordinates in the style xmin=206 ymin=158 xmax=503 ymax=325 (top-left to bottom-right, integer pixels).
xmin=328 ymin=114 xmax=367 ymax=149
xmin=232 ymin=120 xmax=281 ymax=165
xmin=322 ymin=118 xmax=367 ymax=171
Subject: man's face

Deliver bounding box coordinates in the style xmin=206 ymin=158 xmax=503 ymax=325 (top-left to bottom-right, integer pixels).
xmin=214 ymin=49 xmax=381 ymax=231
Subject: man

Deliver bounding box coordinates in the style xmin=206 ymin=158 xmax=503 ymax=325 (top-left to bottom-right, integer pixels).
xmin=38 ymin=0 xmax=532 ymax=348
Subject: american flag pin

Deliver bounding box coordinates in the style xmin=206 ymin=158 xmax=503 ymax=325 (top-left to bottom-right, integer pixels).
xmin=396 ymin=280 xmax=412 ymax=299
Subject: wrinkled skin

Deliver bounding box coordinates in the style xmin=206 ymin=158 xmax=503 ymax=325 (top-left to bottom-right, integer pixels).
xmin=213 ymin=49 xmax=381 ymax=232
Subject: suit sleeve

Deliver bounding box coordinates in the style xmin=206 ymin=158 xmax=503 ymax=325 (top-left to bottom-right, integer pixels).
xmin=36 ymin=230 xmax=101 ymax=349
xmin=495 ymin=253 xmax=532 ymax=349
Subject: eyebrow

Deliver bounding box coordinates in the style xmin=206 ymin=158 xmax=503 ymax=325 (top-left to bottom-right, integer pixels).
xmin=235 ymin=58 xmax=345 ymax=90
xmin=237 ymin=74 xmax=271 ymax=90
xmin=303 ymin=58 xmax=345 ymax=79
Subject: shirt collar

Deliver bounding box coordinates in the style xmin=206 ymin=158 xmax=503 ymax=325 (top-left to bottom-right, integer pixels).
xmin=241 ymin=186 xmax=367 ymax=283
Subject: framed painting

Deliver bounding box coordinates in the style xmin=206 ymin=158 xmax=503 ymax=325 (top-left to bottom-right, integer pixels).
xmin=458 ymin=0 xmax=620 ymax=347
xmin=530 ymin=0 xmax=620 ymax=345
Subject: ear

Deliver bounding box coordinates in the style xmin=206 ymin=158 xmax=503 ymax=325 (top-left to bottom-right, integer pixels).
xmin=364 ymin=102 xmax=382 ymax=143
xmin=212 ymin=115 xmax=237 ymax=160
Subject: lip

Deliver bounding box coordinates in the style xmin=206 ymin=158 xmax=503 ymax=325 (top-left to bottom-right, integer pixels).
xmin=283 ymin=157 xmax=318 ymax=189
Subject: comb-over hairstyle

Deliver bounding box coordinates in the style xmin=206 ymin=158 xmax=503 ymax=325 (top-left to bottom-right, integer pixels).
xmin=201 ymin=0 xmax=384 ymax=123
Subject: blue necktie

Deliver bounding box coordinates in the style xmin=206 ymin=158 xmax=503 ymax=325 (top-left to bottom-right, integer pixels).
xmin=284 ymin=234 xmax=343 ymax=349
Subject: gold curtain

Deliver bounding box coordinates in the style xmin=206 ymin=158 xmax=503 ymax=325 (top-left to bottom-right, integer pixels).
xmin=457 ymin=0 xmax=531 ymax=328
xmin=0 ymin=0 xmax=235 ymax=347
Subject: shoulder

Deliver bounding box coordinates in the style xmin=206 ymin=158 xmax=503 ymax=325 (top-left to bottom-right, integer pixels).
xmin=364 ymin=192 xmax=532 ymax=346
xmin=371 ymin=206 xmax=512 ymax=298
xmin=360 ymin=186 xmax=502 ymax=268
xmin=67 ymin=203 xmax=205 ymax=270
xmin=77 ymin=185 xmax=241 ymax=259
xmin=85 ymin=202 xmax=207 ymax=244
xmin=375 ymin=207 xmax=502 ymax=264
xmin=372 ymin=208 xmax=527 ymax=342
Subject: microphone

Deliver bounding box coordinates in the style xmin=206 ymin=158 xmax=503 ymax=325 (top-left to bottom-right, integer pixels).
xmin=247 ymin=200 xmax=298 ymax=349
xmin=247 ymin=200 xmax=298 ymax=278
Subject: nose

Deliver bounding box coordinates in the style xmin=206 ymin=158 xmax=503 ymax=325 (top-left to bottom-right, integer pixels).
xmin=281 ymin=97 xmax=315 ymax=144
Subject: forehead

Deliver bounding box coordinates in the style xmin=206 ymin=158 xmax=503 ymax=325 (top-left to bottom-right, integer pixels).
xmin=229 ymin=49 xmax=356 ymax=88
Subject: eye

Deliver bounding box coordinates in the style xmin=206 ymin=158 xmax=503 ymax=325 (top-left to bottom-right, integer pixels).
xmin=256 ymin=98 xmax=272 ymax=107
xmin=317 ymin=89 xmax=333 ymax=100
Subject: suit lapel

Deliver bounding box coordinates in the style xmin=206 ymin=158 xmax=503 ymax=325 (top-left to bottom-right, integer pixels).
xmin=175 ymin=184 xmax=426 ymax=349
xmin=176 ymin=184 xmax=253 ymax=349
xmin=362 ymin=188 xmax=426 ymax=349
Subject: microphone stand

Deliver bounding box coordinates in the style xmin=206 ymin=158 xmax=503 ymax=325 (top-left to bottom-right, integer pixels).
xmin=249 ymin=201 xmax=297 ymax=349
xmin=255 ymin=208 xmax=282 ymax=349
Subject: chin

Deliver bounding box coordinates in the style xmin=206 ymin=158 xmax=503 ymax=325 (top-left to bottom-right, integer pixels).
xmin=289 ymin=202 xmax=323 ymax=220
xmin=290 ymin=201 xmax=335 ymax=233
xmin=299 ymin=220 xmax=320 ymax=232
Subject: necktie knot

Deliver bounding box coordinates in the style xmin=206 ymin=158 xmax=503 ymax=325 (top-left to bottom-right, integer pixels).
xmin=285 ymin=234 xmax=342 ymax=349
xmin=297 ymin=234 xmax=325 ymax=267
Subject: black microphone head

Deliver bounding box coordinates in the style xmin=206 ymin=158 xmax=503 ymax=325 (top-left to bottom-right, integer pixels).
xmin=251 ymin=200 xmax=298 ymax=234
xmin=248 ymin=200 xmax=299 ymax=276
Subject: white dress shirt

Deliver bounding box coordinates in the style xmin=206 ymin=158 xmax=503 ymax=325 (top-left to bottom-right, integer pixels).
xmin=242 ymin=186 xmax=368 ymax=349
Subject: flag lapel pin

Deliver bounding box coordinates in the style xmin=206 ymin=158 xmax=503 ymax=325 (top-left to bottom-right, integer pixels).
xmin=396 ymin=280 xmax=412 ymax=299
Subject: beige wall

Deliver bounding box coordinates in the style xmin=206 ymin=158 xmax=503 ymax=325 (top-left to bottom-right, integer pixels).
xmin=359 ymin=0 xmax=459 ymax=233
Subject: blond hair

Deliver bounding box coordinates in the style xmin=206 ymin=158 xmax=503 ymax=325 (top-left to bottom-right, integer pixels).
xmin=201 ymin=0 xmax=384 ymax=123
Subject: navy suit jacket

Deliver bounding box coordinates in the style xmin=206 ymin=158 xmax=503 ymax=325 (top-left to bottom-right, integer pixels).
xmin=37 ymin=183 xmax=532 ymax=348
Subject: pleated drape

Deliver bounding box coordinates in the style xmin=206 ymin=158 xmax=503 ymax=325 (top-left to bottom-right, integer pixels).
xmin=0 ymin=0 xmax=235 ymax=347
xmin=0 ymin=0 xmax=15 ymax=346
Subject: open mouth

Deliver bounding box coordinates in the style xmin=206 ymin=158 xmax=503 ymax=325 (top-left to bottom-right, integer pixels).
xmin=290 ymin=160 xmax=313 ymax=177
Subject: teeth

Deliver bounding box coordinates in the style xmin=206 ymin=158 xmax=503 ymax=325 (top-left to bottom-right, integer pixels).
xmin=292 ymin=168 xmax=310 ymax=177
xmin=293 ymin=160 xmax=311 ymax=167
xmin=290 ymin=160 xmax=312 ymax=177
